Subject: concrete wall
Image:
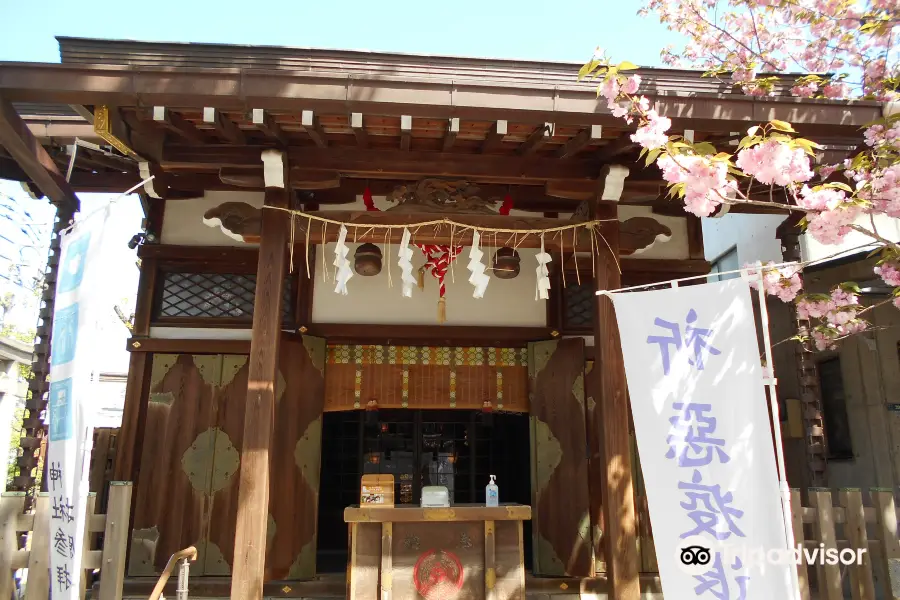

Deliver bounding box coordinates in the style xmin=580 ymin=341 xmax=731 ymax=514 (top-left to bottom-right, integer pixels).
xmin=702 ymin=212 xmax=786 ymax=264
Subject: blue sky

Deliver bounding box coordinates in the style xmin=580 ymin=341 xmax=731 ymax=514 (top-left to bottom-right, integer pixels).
xmin=0 ymin=0 xmax=683 ymax=66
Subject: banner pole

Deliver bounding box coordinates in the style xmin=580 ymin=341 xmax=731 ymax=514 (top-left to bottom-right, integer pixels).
xmin=754 ymin=272 xmax=802 ymax=600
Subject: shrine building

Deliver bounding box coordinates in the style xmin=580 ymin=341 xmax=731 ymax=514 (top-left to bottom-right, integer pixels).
xmin=0 ymin=36 xmax=881 ymax=599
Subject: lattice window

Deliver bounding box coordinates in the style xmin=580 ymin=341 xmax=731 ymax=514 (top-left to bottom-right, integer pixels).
xmin=153 ymin=271 xmax=294 ymax=325
xmin=562 ymin=282 xmax=594 ymax=331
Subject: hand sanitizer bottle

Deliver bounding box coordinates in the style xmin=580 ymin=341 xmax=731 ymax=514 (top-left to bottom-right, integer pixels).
xmin=486 ymin=475 xmax=499 ymax=507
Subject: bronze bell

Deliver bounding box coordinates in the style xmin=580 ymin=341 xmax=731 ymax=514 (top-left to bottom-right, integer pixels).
xmin=354 ymin=243 xmax=383 ymax=276
xmin=492 ymin=247 xmax=520 ymax=279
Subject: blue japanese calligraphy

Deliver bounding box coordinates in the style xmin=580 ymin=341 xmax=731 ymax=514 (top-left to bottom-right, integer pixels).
xmin=693 ymin=553 xmax=749 ymax=600
xmin=647 ymin=309 xmax=721 ymax=375
xmin=667 ymin=403 xmax=731 ymax=467
xmin=679 ymin=470 xmax=745 ymax=540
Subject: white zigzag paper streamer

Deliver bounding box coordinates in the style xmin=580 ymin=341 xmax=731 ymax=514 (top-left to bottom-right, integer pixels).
xmin=535 ymin=236 xmax=552 ymax=300
xmin=333 ymin=225 xmax=353 ymax=295
xmin=398 ymin=228 xmax=417 ymax=298
xmin=466 ymin=230 xmax=490 ymax=299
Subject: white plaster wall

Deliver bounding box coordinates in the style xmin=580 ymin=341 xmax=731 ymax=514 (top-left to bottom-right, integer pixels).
xmin=312 ymin=244 xmax=547 ymax=326
xmin=701 ymin=213 xmax=786 ymax=264
xmin=162 ymin=190 xmax=264 ymax=246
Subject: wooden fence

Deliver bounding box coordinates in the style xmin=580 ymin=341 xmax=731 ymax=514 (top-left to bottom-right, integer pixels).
xmin=790 ymin=488 xmax=900 ymax=600
xmin=0 ymin=482 xmax=132 ymax=600
xmin=632 ymin=487 xmax=900 ymax=599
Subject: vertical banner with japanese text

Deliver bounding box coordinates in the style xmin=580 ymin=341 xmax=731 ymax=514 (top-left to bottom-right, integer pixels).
xmin=606 ymin=279 xmax=794 ymax=599
xmin=47 ymin=207 xmax=111 ymax=600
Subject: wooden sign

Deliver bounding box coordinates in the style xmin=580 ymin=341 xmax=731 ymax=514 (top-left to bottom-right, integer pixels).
xmin=360 ymin=474 xmax=394 ymax=507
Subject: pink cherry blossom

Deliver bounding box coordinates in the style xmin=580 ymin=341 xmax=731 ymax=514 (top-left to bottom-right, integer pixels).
xmin=745 ymin=261 xmax=803 ymax=302
xmin=822 ymin=82 xmax=851 ymax=99
xmin=791 ymin=82 xmax=819 ymax=98
xmin=656 ymin=153 xmax=736 ymax=216
xmin=736 ymin=140 xmax=814 ymax=186
xmin=875 ymin=262 xmax=900 ymax=287
xmin=630 ymin=110 xmax=671 ymax=150
xmin=893 ymin=296 xmax=900 ymax=310
xmin=621 ymin=75 xmax=642 ymax=95
xmin=598 ymin=76 xmax=619 ymax=104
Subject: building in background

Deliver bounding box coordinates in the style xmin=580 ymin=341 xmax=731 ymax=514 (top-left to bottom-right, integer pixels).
xmin=703 ymin=210 xmax=900 ymax=493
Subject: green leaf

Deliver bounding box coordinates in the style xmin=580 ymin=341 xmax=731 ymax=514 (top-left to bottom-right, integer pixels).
xmin=746 ymin=125 xmax=760 ymax=137
xmin=617 ymin=60 xmax=639 ymax=71
xmin=694 ymin=142 xmax=718 ymax=156
xmin=769 ymin=120 xmax=796 ymax=133
xmin=823 ymin=182 xmax=854 ymax=193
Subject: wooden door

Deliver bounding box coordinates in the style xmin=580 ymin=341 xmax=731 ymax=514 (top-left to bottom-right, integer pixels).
xmin=528 ymin=338 xmax=592 ymax=576
xmin=129 ymin=353 xmax=221 ymax=576
xmin=267 ymin=335 xmax=326 ymax=579
xmin=204 ymin=336 xmax=326 ymax=580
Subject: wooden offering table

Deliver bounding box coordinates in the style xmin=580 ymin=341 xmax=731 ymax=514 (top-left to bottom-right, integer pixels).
xmin=345 ymin=504 xmax=531 ymax=600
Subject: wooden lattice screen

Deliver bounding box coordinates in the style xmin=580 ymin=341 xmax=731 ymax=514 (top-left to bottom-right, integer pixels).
xmin=324 ymin=345 xmax=528 ymax=412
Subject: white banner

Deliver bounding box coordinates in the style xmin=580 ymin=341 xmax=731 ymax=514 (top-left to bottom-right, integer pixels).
xmin=47 ymin=207 xmax=111 ymax=600
xmin=607 ymin=279 xmax=794 ymax=599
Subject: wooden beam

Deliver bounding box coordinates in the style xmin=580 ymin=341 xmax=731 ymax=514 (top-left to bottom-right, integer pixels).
xmin=442 ymin=117 xmax=459 ymax=152
xmin=251 ymin=109 xmax=287 ymax=146
xmin=517 ymin=123 xmax=553 ymax=156
xmin=120 ymin=109 xmax=166 ymax=164
xmin=126 ymin=336 xmax=251 ymax=354
xmin=558 ymin=125 xmax=602 ymax=159
xmin=152 ymin=106 xmax=205 ymax=144
xmin=203 ymin=107 xmax=246 ymax=144
xmin=218 ymin=167 xmax=341 ymax=190
xmin=301 ymin=110 xmax=328 ymax=148
xmin=68 ymin=104 xmax=95 ymax=124
xmin=162 ymin=145 xmax=598 ymax=184
xmin=400 ymin=115 xmax=412 ymax=151
xmin=595 ymin=133 xmax=637 ymax=162
xmin=304 ymin=323 xmax=552 ymax=347
xmin=350 ymin=113 xmax=368 ymax=148
xmin=230 ymin=150 xmax=289 ymax=600
xmin=66 ymin=144 xmax=135 ymax=172
xmin=592 ymin=167 xmax=640 ymax=600
xmin=481 ymin=120 xmax=508 ymax=153
xmin=0 ymin=97 xmax=79 ymax=208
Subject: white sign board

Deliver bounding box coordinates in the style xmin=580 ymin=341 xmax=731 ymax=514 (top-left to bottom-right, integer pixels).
xmin=47 ymin=208 xmax=111 ymax=600
xmin=606 ymin=279 xmax=794 ymax=599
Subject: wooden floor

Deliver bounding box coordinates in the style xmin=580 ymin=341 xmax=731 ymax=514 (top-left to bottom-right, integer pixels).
xmin=113 ymin=573 xmax=666 ymax=599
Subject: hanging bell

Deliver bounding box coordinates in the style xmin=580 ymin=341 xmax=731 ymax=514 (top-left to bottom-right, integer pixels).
xmin=354 ymin=243 xmax=383 ymax=276
xmin=492 ymin=247 xmax=521 ymax=279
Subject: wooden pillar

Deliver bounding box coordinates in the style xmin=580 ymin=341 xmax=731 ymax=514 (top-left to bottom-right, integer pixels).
xmin=230 ymin=150 xmax=289 ymax=600
xmin=592 ymin=166 xmax=641 ymax=600
xmin=113 ymin=256 xmax=157 ymax=482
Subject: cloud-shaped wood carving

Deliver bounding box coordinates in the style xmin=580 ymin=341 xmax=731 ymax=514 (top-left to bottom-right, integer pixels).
xmin=619 ymin=217 xmax=672 ymax=256
xmin=203 ymin=202 xmax=262 ymax=243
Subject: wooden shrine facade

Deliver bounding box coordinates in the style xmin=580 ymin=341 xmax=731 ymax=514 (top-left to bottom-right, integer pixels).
xmin=0 ymin=38 xmax=879 ymax=600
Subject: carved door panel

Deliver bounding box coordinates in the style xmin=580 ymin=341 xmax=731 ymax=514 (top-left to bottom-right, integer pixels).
xmin=528 ymin=338 xmax=592 ymax=577
xmin=129 ymin=354 xmax=222 ymax=576
xmin=204 ymin=336 xmax=326 ymax=580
